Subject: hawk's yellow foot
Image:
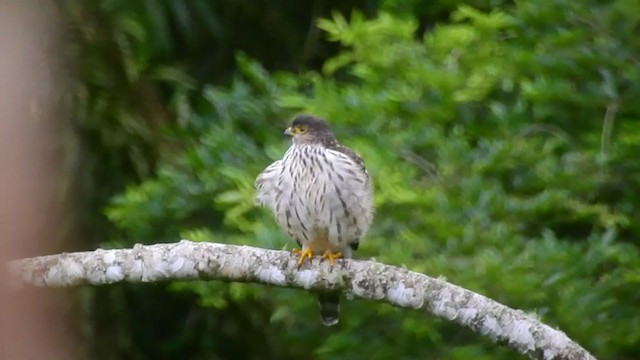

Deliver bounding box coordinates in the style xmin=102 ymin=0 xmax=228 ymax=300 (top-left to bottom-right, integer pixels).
xmin=321 ymin=251 xmax=342 ymax=266
xmin=292 ymin=248 xmax=314 ymax=266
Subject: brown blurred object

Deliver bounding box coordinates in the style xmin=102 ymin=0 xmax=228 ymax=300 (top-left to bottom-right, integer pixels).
xmin=0 ymin=1 xmax=77 ymax=358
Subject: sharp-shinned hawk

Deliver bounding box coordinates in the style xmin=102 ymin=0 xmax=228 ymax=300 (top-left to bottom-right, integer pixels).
xmin=255 ymin=114 xmax=374 ymax=326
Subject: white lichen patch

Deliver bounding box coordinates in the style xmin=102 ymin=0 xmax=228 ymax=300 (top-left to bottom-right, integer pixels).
xmin=105 ymin=265 xmax=125 ymax=282
xmin=456 ymin=307 xmax=478 ymax=324
xmin=432 ymin=289 xmax=458 ymax=320
xmin=195 ymin=260 xmax=210 ymax=272
xmin=510 ymin=320 xmax=535 ymax=350
xmin=136 ymin=260 xmax=152 ymax=282
xmin=543 ymin=348 xmax=560 ymax=360
xmin=169 ymin=258 xmax=185 ymax=273
xmin=481 ymin=316 xmax=501 ymax=339
xmin=540 ymin=325 xmax=572 ymax=359
xmin=66 ymin=260 xmax=85 ymax=281
xmin=294 ymin=269 xmax=318 ymax=289
xmin=132 ymin=243 xmax=146 ymax=251
xmin=102 ymin=251 xmax=116 ymax=265
xmin=387 ymin=283 xmax=423 ymax=309
xmin=256 ymin=266 xmax=286 ymax=285
xmin=45 ymin=267 xmax=60 ymax=286
xmin=130 ymin=259 xmax=144 ymax=279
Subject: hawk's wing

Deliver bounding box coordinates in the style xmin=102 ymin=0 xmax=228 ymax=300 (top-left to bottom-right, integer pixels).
xmin=331 ymin=144 xmax=368 ymax=177
xmin=255 ymin=159 xmax=283 ymax=210
xmin=323 ymin=146 xmax=373 ymax=252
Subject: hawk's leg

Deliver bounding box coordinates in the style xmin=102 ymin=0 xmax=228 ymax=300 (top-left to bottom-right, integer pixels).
xmin=291 ymin=248 xmax=314 ymax=266
xmin=320 ymin=251 xmax=342 ymax=266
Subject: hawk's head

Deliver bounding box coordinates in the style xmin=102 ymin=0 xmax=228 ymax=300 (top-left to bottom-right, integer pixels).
xmin=285 ymin=115 xmax=336 ymax=145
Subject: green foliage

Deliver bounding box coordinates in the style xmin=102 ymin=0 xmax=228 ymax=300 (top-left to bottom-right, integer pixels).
xmin=73 ymin=0 xmax=640 ymax=358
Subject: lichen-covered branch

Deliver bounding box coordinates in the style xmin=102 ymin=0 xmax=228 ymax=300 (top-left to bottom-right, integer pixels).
xmin=9 ymin=240 xmax=595 ymax=360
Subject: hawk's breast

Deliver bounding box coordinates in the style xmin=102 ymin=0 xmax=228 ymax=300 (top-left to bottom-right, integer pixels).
xmin=257 ymin=144 xmax=372 ymax=254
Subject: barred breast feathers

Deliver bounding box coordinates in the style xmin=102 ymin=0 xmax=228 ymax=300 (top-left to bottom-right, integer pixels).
xmin=256 ymin=143 xmax=373 ymax=255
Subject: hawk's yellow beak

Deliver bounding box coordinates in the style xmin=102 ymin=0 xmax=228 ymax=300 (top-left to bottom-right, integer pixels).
xmin=284 ymin=127 xmax=293 ymax=136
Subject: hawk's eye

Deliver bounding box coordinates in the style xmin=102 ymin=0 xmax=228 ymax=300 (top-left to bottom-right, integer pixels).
xmin=295 ymin=125 xmax=308 ymax=134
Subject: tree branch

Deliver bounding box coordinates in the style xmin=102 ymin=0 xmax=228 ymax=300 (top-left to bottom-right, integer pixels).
xmin=8 ymin=240 xmax=595 ymax=360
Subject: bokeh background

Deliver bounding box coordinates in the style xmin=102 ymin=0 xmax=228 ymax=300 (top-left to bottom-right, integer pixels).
xmin=17 ymin=0 xmax=640 ymax=359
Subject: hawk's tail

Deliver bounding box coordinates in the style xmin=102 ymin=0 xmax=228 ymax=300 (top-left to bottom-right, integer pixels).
xmin=318 ymin=292 xmax=340 ymax=326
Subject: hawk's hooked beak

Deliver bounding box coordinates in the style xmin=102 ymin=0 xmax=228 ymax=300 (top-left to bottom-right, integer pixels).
xmin=284 ymin=127 xmax=293 ymax=137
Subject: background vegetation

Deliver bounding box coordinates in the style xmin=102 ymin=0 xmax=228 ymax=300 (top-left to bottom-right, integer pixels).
xmin=58 ymin=0 xmax=639 ymax=359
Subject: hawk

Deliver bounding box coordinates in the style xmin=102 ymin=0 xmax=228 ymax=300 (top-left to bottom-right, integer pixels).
xmin=255 ymin=115 xmax=374 ymax=326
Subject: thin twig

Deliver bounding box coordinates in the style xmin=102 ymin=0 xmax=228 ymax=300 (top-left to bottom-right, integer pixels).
xmin=600 ymin=102 xmax=618 ymax=158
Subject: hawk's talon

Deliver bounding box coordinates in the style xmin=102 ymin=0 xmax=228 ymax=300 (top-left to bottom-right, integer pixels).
xmin=321 ymin=251 xmax=342 ymax=266
xmin=292 ymin=248 xmax=313 ymax=266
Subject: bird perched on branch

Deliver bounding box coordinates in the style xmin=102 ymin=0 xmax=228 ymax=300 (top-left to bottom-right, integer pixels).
xmin=255 ymin=114 xmax=374 ymax=326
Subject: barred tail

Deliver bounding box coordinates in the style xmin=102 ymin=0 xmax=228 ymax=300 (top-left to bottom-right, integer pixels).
xmin=318 ymin=293 xmax=340 ymax=326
